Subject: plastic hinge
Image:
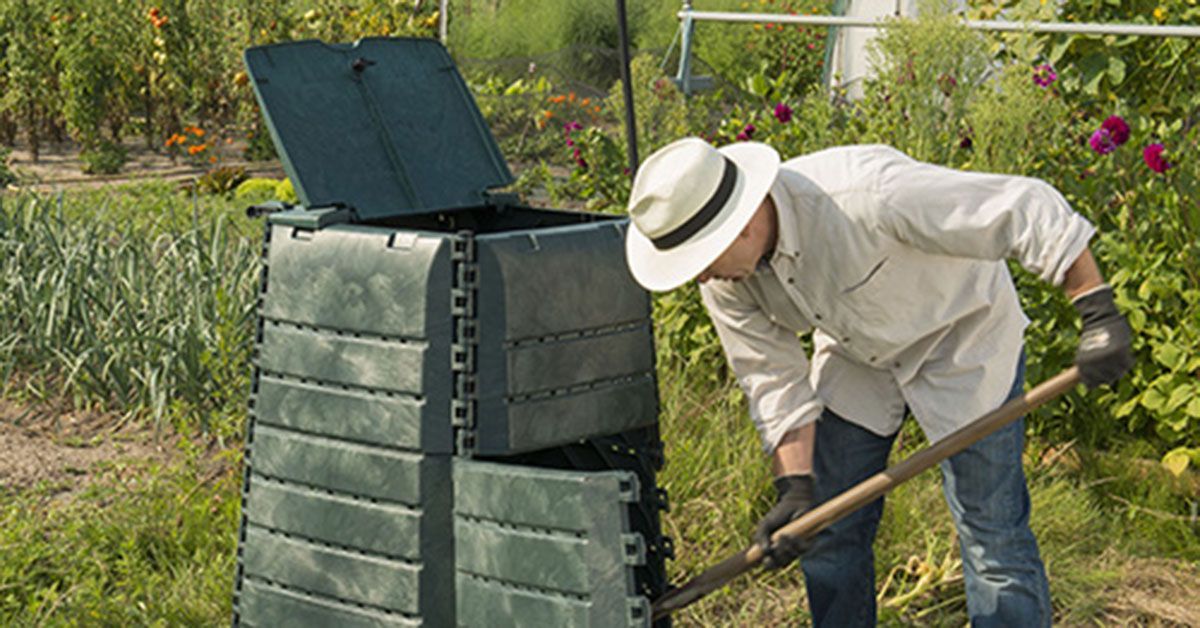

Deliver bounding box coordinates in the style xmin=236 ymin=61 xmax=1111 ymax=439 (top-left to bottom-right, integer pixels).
xmin=626 ymin=596 xmax=651 ymax=628
xmin=451 ymin=231 xmax=479 ymax=457
xmin=622 ymin=533 xmax=647 ymax=567
xmin=618 ymin=473 xmax=641 ymax=504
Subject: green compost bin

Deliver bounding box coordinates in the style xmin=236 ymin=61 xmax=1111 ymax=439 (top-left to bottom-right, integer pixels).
xmin=232 ymin=38 xmax=671 ymax=627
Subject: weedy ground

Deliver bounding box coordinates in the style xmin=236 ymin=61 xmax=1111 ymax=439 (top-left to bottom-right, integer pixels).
xmin=1 ymin=183 xmax=1197 ymax=626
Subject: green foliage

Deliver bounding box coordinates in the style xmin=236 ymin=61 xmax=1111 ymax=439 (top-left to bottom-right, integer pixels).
xmin=0 ymin=451 xmax=240 ymax=625
xmin=0 ymin=145 xmax=18 ymax=186
xmin=275 ymin=177 xmax=297 ymax=203
xmin=691 ymin=0 xmax=831 ymax=91
xmin=447 ymin=0 xmax=680 ymax=85
xmin=79 ymin=140 xmax=128 ymax=175
xmin=0 ymin=189 xmax=259 ymax=438
xmin=971 ymin=0 xmax=1200 ymax=124
xmin=233 ymin=176 xmax=283 ymax=202
xmin=195 ymin=165 xmax=248 ymax=197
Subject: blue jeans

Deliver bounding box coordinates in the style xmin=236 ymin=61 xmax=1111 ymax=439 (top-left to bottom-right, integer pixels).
xmin=800 ymin=355 xmax=1052 ymax=627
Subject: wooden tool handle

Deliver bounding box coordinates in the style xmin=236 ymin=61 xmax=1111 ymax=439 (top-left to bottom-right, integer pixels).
xmin=651 ymin=366 xmax=1081 ymax=620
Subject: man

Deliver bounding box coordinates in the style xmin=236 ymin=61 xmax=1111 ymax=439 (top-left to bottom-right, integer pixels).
xmin=624 ymin=138 xmax=1133 ymax=627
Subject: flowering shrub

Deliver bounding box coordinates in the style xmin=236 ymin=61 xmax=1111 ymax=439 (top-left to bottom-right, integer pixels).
xmin=1142 ymin=143 xmax=1171 ymax=174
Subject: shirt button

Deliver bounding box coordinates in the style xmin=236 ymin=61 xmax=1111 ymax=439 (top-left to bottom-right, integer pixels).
xmin=868 ymin=356 xmax=877 ymax=362
xmin=787 ymin=277 xmax=795 ymax=284
xmin=814 ymin=313 xmax=823 ymax=320
xmin=842 ymin=336 xmax=850 ymax=342
xmin=893 ymin=361 xmax=902 ymax=368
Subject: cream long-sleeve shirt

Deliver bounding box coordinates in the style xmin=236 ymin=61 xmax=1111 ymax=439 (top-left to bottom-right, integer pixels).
xmin=699 ymin=144 xmax=1095 ymax=453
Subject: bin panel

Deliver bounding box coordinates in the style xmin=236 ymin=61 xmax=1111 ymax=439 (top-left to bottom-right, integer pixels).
xmin=260 ymin=224 xmax=452 ymax=342
xmin=474 ymin=375 xmax=658 ymax=456
xmin=254 ymin=374 xmax=450 ymax=454
xmin=477 ymin=221 xmax=648 ymax=342
xmin=257 ymin=320 xmax=429 ymax=394
xmin=244 ymin=474 xmax=423 ymax=559
xmin=505 ymin=324 xmax=653 ymax=396
xmin=453 ymin=460 xmax=649 ymax=628
xmin=455 ymin=575 xmax=587 ymax=628
xmin=242 ymin=526 xmax=421 ymax=614
xmin=454 ymin=519 xmax=590 ymax=593
xmin=250 ymin=424 xmax=433 ymax=504
xmin=238 ymin=577 xmax=422 ymax=628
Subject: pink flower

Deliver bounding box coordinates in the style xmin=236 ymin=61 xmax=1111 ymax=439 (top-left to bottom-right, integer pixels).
xmin=1143 ymin=143 xmax=1171 ymax=173
xmin=1032 ymin=64 xmax=1057 ymax=88
xmin=773 ymin=103 xmax=793 ymax=123
xmin=563 ymin=121 xmax=583 ymax=133
xmin=1101 ymin=116 xmax=1130 ymax=146
xmin=736 ymin=123 xmax=756 ymax=141
xmin=1089 ymin=129 xmax=1117 ymax=155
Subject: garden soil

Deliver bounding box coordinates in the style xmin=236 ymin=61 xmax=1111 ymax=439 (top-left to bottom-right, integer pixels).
xmin=0 ymin=398 xmax=175 ymax=498
xmin=5 ymin=140 xmax=284 ymax=192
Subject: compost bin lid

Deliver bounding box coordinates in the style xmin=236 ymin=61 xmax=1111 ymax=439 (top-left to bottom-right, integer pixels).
xmin=244 ymin=38 xmax=514 ymax=221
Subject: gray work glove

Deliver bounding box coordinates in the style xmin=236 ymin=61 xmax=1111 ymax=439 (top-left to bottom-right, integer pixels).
xmin=1073 ymin=285 xmax=1134 ymax=388
xmin=754 ymin=474 xmax=815 ymax=570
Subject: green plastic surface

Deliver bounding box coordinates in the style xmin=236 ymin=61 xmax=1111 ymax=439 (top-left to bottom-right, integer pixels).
xmin=239 ymin=578 xmax=422 ymax=627
xmin=260 ymin=224 xmax=452 ymax=341
xmin=453 ymin=460 xmax=650 ymax=628
xmin=250 ymin=424 xmax=435 ymax=504
xmin=242 ymin=526 xmax=422 ymax=613
xmin=244 ymin=38 xmax=513 ymax=221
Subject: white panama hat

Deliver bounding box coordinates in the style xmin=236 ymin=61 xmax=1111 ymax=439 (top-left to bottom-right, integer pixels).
xmin=625 ymin=137 xmax=781 ymax=292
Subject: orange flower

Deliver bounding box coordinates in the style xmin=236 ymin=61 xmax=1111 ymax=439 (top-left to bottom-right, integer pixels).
xmin=592 ymin=106 xmax=601 ymax=113
xmin=549 ymin=95 xmax=566 ymax=104
xmin=208 ymin=156 xmax=218 ymax=164
xmin=542 ymin=110 xmax=554 ymax=119
xmin=568 ymin=92 xmax=576 ymax=103
xmin=188 ymin=144 xmax=207 ymax=155
xmin=581 ymin=98 xmax=590 ymax=106
xmin=191 ymin=127 xmax=205 ymax=137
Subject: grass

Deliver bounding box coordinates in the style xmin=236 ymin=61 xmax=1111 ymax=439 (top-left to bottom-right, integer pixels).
xmin=0 ymin=442 xmax=241 ymax=626
xmin=1 ymin=181 xmax=1197 ymax=625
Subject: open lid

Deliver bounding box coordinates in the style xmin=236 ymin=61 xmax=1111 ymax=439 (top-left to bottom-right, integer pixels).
xmin=244 ymin=38 xmax=514 ymax=221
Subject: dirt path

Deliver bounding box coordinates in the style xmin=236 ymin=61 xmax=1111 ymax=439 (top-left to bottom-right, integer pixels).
xmin=5 ymin=140 xmax=285 ymax=193
xmin=0 ymin=399 xmax=177 ymax=498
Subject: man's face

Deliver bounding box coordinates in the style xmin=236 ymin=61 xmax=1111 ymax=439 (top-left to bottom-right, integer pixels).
xmin=697 ymin=196 xmax=775 ymax=284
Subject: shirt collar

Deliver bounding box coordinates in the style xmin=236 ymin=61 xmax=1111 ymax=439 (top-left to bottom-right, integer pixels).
xmin=767 ymin=175 xmax=803 ymax=263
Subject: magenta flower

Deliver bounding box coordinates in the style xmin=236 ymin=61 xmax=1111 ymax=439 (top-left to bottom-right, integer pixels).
xmin=1143 ymin=143 xmax=1171 ymax=173
xmin=1089 ymin=129 xmax=1117 ymax=155
xmin=736 ymin=123 xmax=756 ymax=141
xmin=1101 ymin=116 xmax=1130 ymax=146
xmin=773 ymin=102 xmax=793 ymax=124
xmin=563 ymin=120 xmax=583 ymax=133
xmin=1033 ymin=64 xmax=1057 ymax=88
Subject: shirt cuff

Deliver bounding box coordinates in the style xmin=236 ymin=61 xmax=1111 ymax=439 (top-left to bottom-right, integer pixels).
xmin=757 ymin=398 xmax=824 ymax=454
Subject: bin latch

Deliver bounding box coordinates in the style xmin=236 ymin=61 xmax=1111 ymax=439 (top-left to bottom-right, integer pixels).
xmin=351 ymin=57 xmax=376 ymax=73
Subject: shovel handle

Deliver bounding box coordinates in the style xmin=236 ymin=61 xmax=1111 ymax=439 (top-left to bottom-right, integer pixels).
xmin=651 ymin=366 xmax=1081 ymax=621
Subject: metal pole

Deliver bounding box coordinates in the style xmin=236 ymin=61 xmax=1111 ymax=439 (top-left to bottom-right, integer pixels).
xmin=676 ymin=10 xmax=1200 ymax=38
xmin=616 ymin=0 xmax=640 ymax=177
xmin=677 ymin=1 xmax=696 ymax=95
xmin=439 ymin=0 xmax=449 ymax=43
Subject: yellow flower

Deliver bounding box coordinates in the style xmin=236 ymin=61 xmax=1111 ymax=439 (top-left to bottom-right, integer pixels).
xmin=1153 ymin=6 xmax=1166 ymax=20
